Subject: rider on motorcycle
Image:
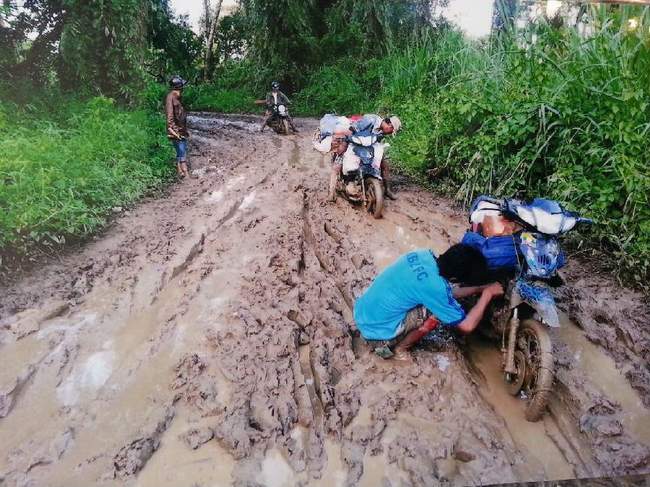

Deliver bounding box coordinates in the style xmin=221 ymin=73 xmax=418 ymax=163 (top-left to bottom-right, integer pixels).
xmin=327 ymin=114 xmax=401 ymax=202
xmin=260 ymin=81 xmax=299 ymax=133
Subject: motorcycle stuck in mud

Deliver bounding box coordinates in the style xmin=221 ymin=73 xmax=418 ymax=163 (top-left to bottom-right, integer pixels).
xmin=312 ymin=115 xmax=388 ymax=219
xmin=463 ymin=196 xmax=592 ymax=421
xmin=267 ymin=103 xmax=292 ymax=135
xmin=328 ymin=135 xmax=384 ymax=219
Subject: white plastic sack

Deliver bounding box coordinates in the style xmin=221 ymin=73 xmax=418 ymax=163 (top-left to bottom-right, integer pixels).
xmin=515 ymin=207 xmax=578 ymax=235
xmin=313 ymin=135 xmax=332 ymax=153
xmin=320 ymin=114 xmax=350 ymax=136
xmin=342 ymin=146 xmax=360 ymax=175
xmin=372 ymin=142 xmax=387 ymax=170
xmin=470 ymin=200 xmax=501 ymax=224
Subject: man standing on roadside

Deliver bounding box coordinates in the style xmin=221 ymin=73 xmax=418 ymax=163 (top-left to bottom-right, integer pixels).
xmin=166 ymin=75 xmax=191 ymax=179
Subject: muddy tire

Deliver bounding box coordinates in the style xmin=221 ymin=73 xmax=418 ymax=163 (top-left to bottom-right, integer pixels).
xmin=282 ymin=119 xmax=290 ymax=135
xmin=519 ymin=319 xmax=554 ymax=422
xmin=365 ymin=177 xmax=384 ymax=219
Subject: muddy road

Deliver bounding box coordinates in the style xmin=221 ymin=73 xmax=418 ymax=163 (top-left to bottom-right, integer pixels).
xmin=1 ymin=114 xmax=649 ymax=487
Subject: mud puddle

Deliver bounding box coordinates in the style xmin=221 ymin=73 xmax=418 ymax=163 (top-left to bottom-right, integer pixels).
xmin=0 ymin=114 xmax=648 ymax=487
xmin=467 ymin=337 xmax=576 ymax=480
xmin=556 ymin=312 xmax=650 ymax=445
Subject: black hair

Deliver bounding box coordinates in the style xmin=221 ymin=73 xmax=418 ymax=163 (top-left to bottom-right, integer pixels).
xmin=437 ymin=244 xmax=488 ymax=285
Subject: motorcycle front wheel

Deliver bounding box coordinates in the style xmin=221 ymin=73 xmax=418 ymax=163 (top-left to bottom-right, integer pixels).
xmin=365 ymin=177 xmax=384 ymax=219
xmin=514 ymin=319 xmax=554 ymax=422
xmin=281 ymin=118 xmax=290 ymax=135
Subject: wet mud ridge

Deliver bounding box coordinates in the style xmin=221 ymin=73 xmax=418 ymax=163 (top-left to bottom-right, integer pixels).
xmin=1 ymin=115 xmax=648 ymax=487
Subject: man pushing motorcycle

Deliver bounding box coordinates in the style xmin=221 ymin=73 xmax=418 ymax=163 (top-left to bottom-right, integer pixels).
xmin=260 ymin=81 xmax=299 ymax=133
xmin=353 ymin=244 xmax=504 ymax=362
xmin=327 ymin=114 xmax=401 ymax=202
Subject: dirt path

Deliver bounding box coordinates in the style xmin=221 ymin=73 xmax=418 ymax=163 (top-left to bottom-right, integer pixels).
xmin=1 ymin=114 xmax=648 ymax=487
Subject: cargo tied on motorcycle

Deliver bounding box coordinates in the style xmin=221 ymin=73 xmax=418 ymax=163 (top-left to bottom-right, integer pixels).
xmin=313 ymin=120 xmax=386 ymax=219
xmin=463 ymin=195 xmax=592 ymax=422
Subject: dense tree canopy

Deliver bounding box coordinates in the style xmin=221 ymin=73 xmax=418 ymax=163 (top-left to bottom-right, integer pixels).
xmin=1 ymin=0 xmax=451 ymax=99
xmin=1 ymin=0 xmax=199 ymax=102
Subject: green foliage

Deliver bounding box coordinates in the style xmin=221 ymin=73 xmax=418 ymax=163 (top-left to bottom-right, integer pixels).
xmin=148 ymin=6 xmax=203 ymax=82
xmin=0 ymin=96 xmax=172 ymax=263
xmin=58 ymin=0 xmax=152 ymax=102
xmin=215 ymin=10 xmax=249 ymax=64
xmin=2 ymin=0 xmax=201 ymax=103
xmin=143 ymin=59 xmax=261 ymax=114
xmin=293 ymin=62 xmax=376 ymax=115
xmin=238 ymin=0 xmax=443 ymax=88
xmin=184 ymin=86 xmax=256 ymax=113
xmin=380 ymin=24 xmax=650 ymax=286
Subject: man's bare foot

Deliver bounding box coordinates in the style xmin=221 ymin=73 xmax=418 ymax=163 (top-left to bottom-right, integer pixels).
xmin=392 ymin=348 xmax=414 ymax=363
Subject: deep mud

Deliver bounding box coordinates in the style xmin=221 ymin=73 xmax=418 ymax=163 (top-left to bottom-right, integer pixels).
xmin=0 ymin=114 xmax=648 ymax=487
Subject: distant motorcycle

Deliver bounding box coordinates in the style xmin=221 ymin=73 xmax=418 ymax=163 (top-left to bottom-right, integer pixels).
xmin=328 ymin=135 xmax=384 ymax=219
xmin=268 ymin=103 xmax=291 ymax=135
xmin=464 ymin=196 xmax=592 ymax=421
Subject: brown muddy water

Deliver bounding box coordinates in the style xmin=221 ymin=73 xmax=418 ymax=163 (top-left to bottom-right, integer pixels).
xmin=0 ymin=114 xmax=648 ymax=487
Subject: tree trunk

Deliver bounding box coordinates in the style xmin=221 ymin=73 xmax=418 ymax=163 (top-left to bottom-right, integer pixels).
xmin=202 ymin=0 xmax=211 ymax=38
xmin=203 ymin=0 xmax=224 ymax=81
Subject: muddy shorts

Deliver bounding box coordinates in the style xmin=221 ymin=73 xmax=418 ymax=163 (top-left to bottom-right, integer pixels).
xmin=370 ymin=306 xmax=427 ymax=358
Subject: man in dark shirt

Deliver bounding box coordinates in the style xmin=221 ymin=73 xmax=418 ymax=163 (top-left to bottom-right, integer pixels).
xmin=260 ymin=81 xmax=298 ymax=133
xmin=166 ymin=76 xmax=190 ymax=179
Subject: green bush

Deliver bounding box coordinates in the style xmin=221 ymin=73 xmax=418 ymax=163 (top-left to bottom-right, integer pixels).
xmin=380 ymin=26 xmax=650 ymax=286
xmin=0 ymin=96 xmax=172 ymax=263
xmin=293 ymin=62 xmax=375 ymax=115
xmin=183 ymin=86 xmax=256 ymax=113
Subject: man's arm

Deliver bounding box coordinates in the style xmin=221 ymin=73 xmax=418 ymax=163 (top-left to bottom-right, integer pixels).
xmin=456 ymin=283 xmax=503 ymax=334
xmin=280 ymin=92 xmax=291 ymax=105
xmin=165 ymin=95 xmax=181 ymax=139
xmin=452 ymin=284 xmax=491 ymax=299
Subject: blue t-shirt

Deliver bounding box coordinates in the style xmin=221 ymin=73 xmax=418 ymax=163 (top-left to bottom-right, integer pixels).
xmin=353 ymin=250 xmax=466 ymax=340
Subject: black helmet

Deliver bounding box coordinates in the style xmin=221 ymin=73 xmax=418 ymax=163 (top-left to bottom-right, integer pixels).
xmin=271 ymin=81 xmax=280 ymax=90
xmin=170 ymin=75 xmax=188 ymax=90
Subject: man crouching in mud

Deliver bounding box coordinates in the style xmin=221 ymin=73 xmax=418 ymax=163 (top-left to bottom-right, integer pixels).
xmin=353 ymin=244 xmax=504 ymax=361
xmin=166 ymin=75 xmax=191 ymax=179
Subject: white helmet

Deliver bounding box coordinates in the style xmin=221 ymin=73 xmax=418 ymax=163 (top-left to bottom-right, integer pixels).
xmin=389 ymin=116 xmax=402 ymax=134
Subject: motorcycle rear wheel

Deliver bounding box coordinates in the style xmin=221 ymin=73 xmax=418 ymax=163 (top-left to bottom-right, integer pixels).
xmin=365 ymin=177 xmax=384 ymax=219
xmin=517 ymin=319 xmax=554 ymax=422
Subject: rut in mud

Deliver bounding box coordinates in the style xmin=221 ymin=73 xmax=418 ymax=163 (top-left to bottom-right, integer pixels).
xmin=1 ymin=114 xmax=648 ymax=487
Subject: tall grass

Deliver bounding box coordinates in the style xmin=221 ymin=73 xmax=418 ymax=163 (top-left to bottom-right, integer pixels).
xmin=0 ymin=96 xmax=171 ymax=266
xmin=293 ymin=20 xmax=650 ymax=286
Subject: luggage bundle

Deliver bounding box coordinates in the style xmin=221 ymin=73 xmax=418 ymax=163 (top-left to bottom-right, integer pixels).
xmin=461 ymin=196 xmax=582 ymax=274
xmin=461 ymin=196 xmax=521 ymax=272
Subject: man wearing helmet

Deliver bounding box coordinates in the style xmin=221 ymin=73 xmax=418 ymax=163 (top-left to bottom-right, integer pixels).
xmin=261 ymin=81 xmax=299 ymax=133
xmin=165 ymin=75 xmax=191 ymax=179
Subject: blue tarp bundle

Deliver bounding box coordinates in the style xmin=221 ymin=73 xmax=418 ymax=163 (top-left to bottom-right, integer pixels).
xmin=461 ymin=231 xmax=520 ymax=271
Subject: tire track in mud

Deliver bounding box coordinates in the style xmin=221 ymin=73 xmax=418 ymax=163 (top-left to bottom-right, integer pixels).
xmin=0 ymin=115 xmax=648 ymax=487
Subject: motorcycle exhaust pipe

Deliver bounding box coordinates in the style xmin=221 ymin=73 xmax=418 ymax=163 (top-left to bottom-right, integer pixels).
xmin=504 ymin=308 xmax=520 ymax=375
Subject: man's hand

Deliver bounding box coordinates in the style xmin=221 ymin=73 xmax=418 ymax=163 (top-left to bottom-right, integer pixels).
xmin=482 ymin=282 xmax=504 ymax=299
